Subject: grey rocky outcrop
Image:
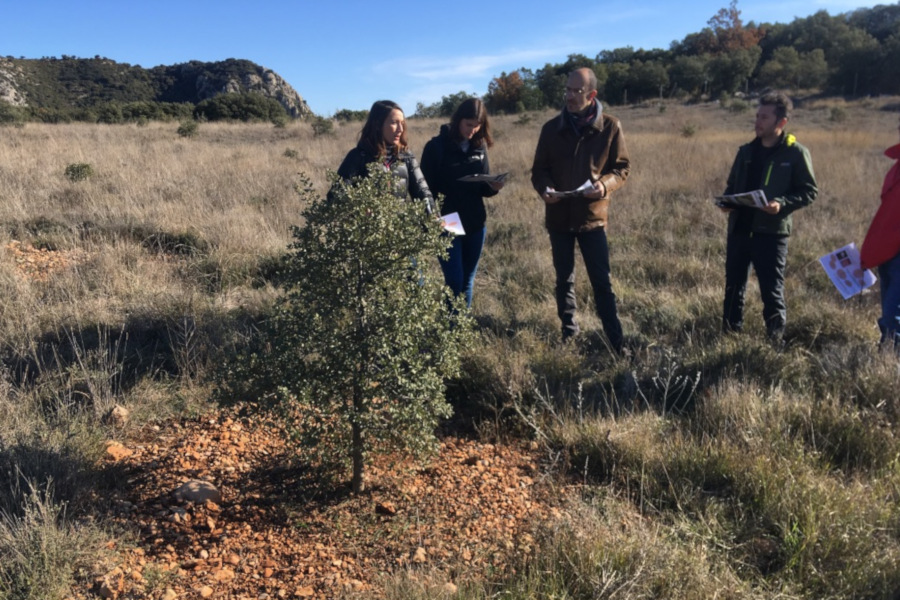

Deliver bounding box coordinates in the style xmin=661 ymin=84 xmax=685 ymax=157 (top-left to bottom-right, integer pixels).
xmin=0 ymin=57 xmax=311 ymax=118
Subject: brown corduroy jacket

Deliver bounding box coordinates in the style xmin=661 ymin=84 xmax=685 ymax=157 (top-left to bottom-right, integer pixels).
xmin=531 ymin=102 xmax=630 ymax=232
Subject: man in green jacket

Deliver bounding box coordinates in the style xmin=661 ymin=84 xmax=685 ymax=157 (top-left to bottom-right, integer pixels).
xmin=721 ymin=91 xmax=818 ymax=341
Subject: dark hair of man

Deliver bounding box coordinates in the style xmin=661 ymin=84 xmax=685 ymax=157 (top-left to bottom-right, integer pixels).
xmin=358 ymin=100 xmax=408 ymax=157
xmin=449 ymin=97 xmax=493 ymax=149
xmin=759 ymin=91 xmax=793 ymax=122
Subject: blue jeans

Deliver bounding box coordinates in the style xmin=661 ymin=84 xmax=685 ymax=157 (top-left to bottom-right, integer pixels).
xmin=440 ymin=226 xmax=486 ymax=308
xmin=723 ymin=232 xmax=789 ymax=337
xmin=878 ymin=252 xmax=900 ymax=347
xmin=549 ymin=228 xmax=623 ymax=351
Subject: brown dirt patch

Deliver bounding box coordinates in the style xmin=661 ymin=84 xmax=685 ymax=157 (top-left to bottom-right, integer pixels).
xmin=5 ymin=240 xmax=83 ymax=281
xmin=80 ymin=409 xmax=563 ymax=599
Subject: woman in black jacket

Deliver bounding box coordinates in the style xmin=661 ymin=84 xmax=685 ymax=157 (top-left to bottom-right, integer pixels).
xmin=420 ymin=98 xmax=503 ymax=308
xmin=334 ymin=100 xmax=435 ymax=216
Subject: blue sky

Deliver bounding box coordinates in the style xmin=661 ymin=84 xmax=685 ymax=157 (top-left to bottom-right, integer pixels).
xmin=0 ymin=0 xmax=887 ymax=116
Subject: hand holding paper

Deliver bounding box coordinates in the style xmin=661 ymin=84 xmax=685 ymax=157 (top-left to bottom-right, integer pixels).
xmin=545 ymin=180 xmax=596 ymax=199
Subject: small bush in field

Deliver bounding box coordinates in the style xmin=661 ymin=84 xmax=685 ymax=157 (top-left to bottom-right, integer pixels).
xmin=63 ymin=163 xmax=93 ymax=182
xmin=681 ymin=123 xmax=698 ymax=138
xmin=311 ymin=116 xmax=334 ymax=137
xmin=176 ymin=120 xmax=199 ymax=138
xmin=142 ymin=229 xmax=209 ymax=256
xmin=283 ymin=148 xmax=299 ymax=159
xmin=830 ymin=106 xmax=848 ymax=122
xmin=221 ymin=170 xmax=470 ymax=493
xmin=728 ymin=99 xmax=750 ymax=113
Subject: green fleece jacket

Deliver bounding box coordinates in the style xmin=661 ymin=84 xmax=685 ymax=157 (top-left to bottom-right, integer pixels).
xmin=724 ymin=132 xmax=818 ymax=236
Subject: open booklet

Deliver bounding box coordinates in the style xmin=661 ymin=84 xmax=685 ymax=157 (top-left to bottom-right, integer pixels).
xmin=457 ymin=172 xmax=509 ymax=184
xmin=545 ymin=179 xmax=595 ymax=199
xmin=818 ymin=243 xmax=877 ymax=300
xmin=714 ymin=189 xmax=770 ymax=209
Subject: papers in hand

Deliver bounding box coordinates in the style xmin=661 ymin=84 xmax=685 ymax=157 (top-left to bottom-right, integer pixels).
xmin=714 ymin=189 xmax=770 ymax=209
xmin=457 ymin=172 xmax=509 ymax=183
xmin=440 ymin=212 xmax=465 ymax=235
xmin=545 ymin=180 xmax=595 ymax=199
xmin=818 ymin=243 xmax=877 ymax=299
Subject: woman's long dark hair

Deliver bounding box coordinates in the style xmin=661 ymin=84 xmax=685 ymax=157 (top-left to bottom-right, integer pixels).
xmin=449 ymin=97 xmax=493 ymax=149
xmin=358 ymin=100 xmax=408 ymax=157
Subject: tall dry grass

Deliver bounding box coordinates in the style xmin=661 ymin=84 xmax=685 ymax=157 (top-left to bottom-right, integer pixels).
xmin=1 ymin=97 xmax=899 ymax=598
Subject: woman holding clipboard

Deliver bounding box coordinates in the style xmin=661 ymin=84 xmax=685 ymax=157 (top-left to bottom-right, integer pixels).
xmin=421 ymin=98 xmax=504 ymax=308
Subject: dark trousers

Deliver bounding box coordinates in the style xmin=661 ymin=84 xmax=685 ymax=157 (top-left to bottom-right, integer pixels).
xmin=439 ymin=225 xmax=486 ymax=309
xmin=723 ymin=231 xmax=789 ymax=336
xmin=549 ymin=228 xmax=623 ymax=351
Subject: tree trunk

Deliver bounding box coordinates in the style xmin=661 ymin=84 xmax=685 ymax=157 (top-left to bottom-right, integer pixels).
xmin=351 ymin=257 xmax=366 ymax=494
xmin=351 ymin=418 xmax=364 ymax=493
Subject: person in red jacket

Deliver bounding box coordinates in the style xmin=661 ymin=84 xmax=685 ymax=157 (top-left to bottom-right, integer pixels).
xmin=860 ymin=114 xmax=900 ymax=348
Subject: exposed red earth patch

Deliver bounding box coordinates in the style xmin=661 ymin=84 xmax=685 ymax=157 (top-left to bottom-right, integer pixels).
xmin=79 ymin=409 xmax=566 ymax=599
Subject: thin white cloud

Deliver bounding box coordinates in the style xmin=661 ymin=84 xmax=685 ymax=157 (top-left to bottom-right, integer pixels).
xmin=372 ymin=46 xmax=574 ymax=83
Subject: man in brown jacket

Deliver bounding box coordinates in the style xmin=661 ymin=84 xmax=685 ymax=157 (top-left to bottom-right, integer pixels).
xmin=531 ymin=67 xmax=631 ymax=351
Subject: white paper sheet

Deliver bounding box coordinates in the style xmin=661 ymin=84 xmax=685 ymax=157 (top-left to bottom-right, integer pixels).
xmin=440 ymin=212 xmax=465 ymax=235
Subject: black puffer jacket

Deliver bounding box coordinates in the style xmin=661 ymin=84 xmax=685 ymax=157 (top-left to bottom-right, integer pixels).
xmin=335 ymin=145 xmax=435 ymax=216
xmin=420 ymin=125 xmax=498 ymax=233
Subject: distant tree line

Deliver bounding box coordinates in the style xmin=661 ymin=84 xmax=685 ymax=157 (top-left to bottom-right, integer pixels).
xmin=0 ymin=94 xmax=289 ymax=125
xmin=414 ymin=1 xmax=900 ymax=116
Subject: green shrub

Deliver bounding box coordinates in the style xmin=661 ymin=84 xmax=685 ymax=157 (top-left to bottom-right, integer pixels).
xmin=220 ymin=171 xmax=470 ymax=493
xmin=176 ymin=120 xmax=198 ymax=138
xmin=283 ymin=148 xmax=299 ymax=159
xmin=728 ymin=98 xmax=751 ymax=113
xmin=311 ymin=116 xmax=334 ymax=137
xmin=193 ymin=92 xmax=287 ymax=123
xmin=829 ymin=106 xmax=848 ymax=122
xmin=333 ymin=109 xmax=368 ymax=122
xmin=141 ymin=229 xmax=209 ymax=256
xmin=95 ymin=104 xmax=123 ymax=124
xmin=0 ymin=101 xmax=24 ymax=126
xmin=63 ymin=163 xmax=93 ymax=182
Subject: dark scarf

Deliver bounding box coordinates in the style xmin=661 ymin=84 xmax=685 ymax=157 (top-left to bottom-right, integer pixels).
xmin=566 ymin=99 xmax=599 ymax=134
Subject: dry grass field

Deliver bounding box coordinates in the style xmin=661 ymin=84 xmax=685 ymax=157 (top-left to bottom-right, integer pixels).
xmin=1 ymin=96 xmax=899 ymax=599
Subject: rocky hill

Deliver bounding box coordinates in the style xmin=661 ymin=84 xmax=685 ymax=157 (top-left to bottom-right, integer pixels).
xmin=0 ymin=56 xmax=311 ymax=118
